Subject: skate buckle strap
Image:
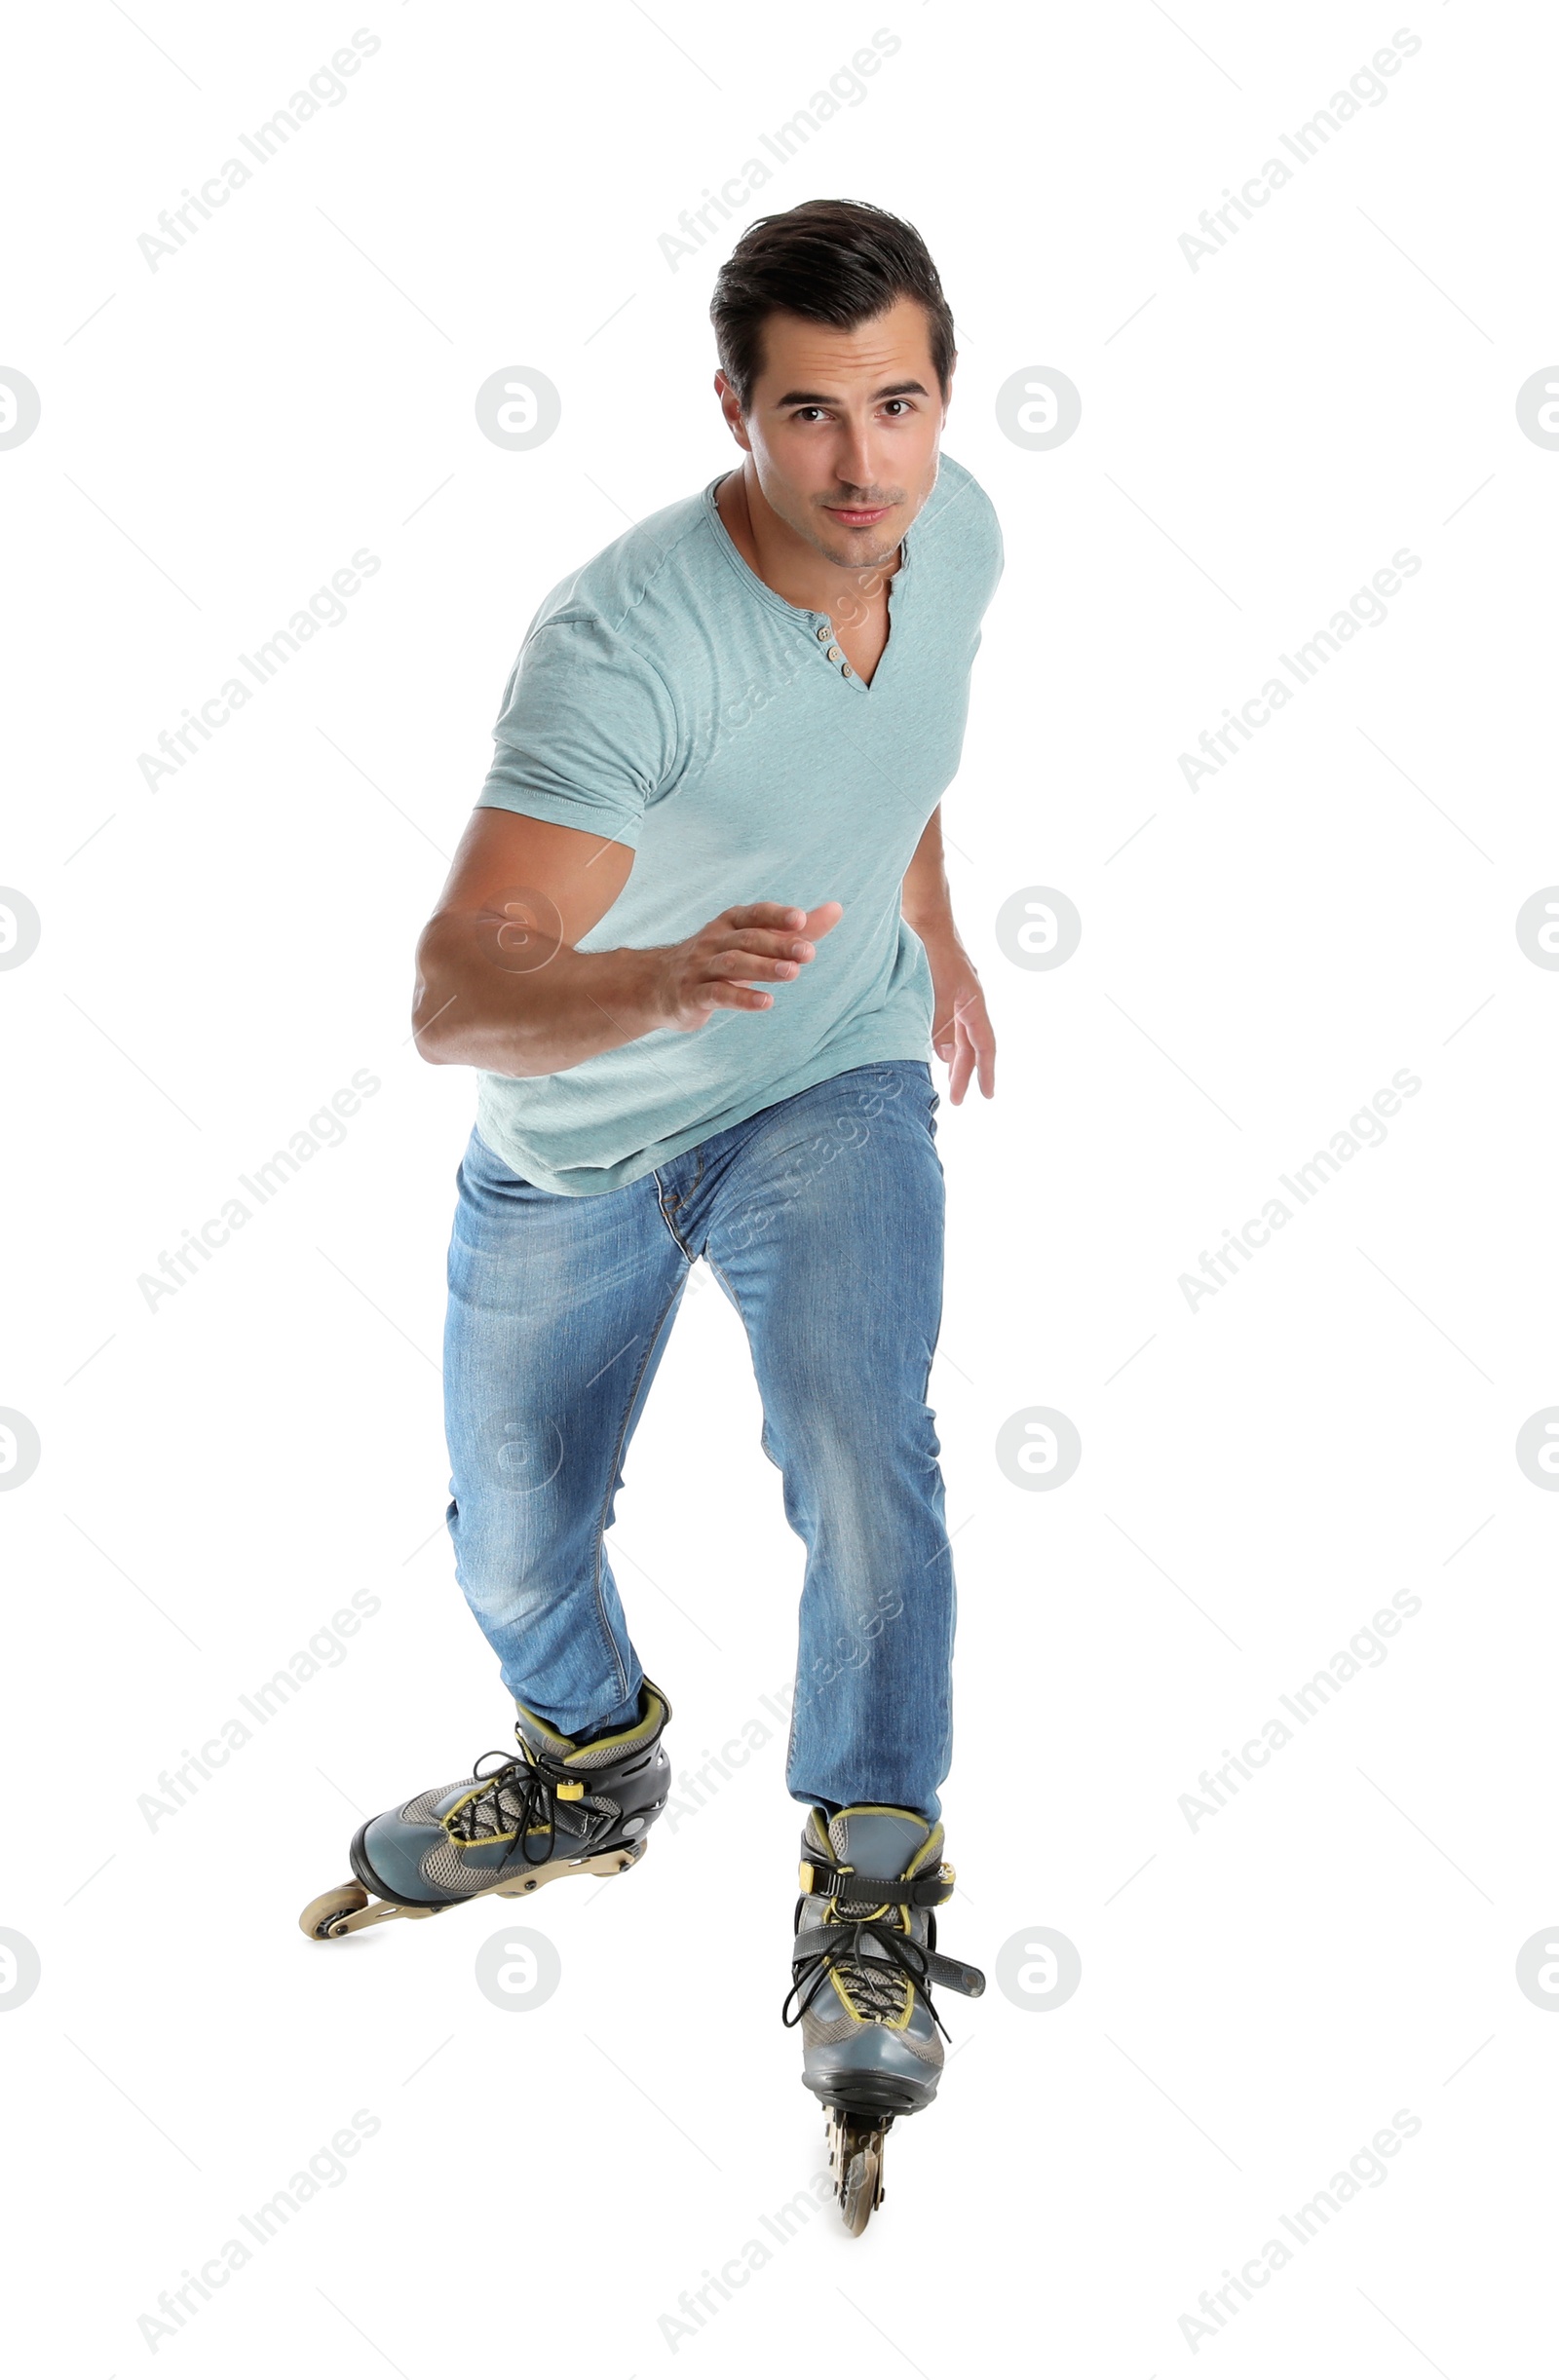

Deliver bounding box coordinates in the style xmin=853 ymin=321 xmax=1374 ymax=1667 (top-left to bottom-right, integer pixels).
xmin=798 ymin=1857 xmax=956 ymax=1909
xmin=791 ymin=1921 xmax=986 ymax=2002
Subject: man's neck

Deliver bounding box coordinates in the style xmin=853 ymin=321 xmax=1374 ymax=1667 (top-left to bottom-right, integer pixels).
xmin=716 ymin=463 xmax=901 ymax=617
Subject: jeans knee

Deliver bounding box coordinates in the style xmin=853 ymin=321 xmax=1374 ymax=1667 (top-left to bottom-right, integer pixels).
xmin=449 ymin=1491 xmax=580 ymax=1615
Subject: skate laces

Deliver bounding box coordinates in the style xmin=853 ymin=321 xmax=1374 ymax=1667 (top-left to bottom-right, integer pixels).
xmin=442 ymin=1748 xmax=562 ymax=1865
xmin=783 ymin=1894 xmax=946 ymax=2037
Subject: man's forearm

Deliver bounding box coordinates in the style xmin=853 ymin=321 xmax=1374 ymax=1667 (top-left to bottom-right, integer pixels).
xmin=903 ymin=896 xmax=961 ymax=948
xmin=902 ymin=872 xmax=962 ymax=951
xmin=413 ymin=914 xmax=668 ymax=1077
xmin=901 ymin=803 xmax=957 ymax=942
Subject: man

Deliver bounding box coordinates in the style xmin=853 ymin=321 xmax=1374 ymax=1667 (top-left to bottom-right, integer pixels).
xmin=300 ymin=197 xmax=1003 ymax=2228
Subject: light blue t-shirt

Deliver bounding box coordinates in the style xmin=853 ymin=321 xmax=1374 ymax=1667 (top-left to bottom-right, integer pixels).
xmin=473 ymin=453 xmax=1004 ymax=1194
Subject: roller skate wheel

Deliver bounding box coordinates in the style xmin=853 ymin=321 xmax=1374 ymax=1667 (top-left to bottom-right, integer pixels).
xmin=838 ymin=2139 xmax=882 ymax=2235
xmin=298 ymin=1882 xmax=369 ymax=1941
xmin=826 ymin=2111 xmax=887 ymax=2236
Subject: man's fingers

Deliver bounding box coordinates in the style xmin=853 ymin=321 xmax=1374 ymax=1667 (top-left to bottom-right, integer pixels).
xmin=696 ymin=980 xmax=774 ymax=1013
xmin=679 ymin=900 xmax=845 ymax=1027
xmin=715 ymin=927 xmax=818 ymax=962
xmin=703 ymin=950 xmax=802 ymax=983
xmin=723 ymin=902 xmax=809 ymax=931
xmin=721 ymin=900 xmax=843 ymax=941
xmin=959 ymin=998 xmax=997 ymax=1100
xmin=933 ymin=995 xmax=996 ymax=1105
xmin=953 ymin=1003 xmax=995 ymax=1103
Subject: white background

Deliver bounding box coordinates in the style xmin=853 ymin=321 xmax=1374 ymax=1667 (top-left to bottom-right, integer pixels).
xmin=3 ymin=1 xmax=1556 ymax=2369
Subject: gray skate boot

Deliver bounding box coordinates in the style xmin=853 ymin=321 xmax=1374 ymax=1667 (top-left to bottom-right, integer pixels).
xmin=299 ymin=1681 xmax=671 ymax=1940
xmin=782 ymin=1803 xmax=985 ymax=2233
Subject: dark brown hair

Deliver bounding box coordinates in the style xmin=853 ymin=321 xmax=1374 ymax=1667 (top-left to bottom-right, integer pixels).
xmin=709 ymin=198 xmax=956 ymax=416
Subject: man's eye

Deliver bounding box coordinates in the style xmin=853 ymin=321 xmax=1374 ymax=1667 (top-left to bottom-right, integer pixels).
xmin=790 ymin=399 xmax=914 ymax=421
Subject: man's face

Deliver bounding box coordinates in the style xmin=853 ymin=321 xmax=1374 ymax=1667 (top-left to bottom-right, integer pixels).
xmin=719 ymin=294 xmax=952 ymax=570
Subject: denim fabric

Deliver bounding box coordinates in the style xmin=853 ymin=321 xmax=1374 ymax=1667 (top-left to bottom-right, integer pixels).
xmin=442 ymin=1059 xmax=956 ymax=1819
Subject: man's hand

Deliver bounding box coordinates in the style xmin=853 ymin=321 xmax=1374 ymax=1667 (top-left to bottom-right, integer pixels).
xmin=924 ymin=929 xmax=996 ymax=1104
xmin=900 ymin=806 xmax=996 ymax=1106
xmin=652 ymin=900 xmax=844 ymax=1034
xmin=414 ymin=809 xmax=850 ymax=1077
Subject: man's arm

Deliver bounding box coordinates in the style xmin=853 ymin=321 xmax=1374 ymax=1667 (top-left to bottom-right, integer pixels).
xmin=411 ymin=808 xmax=840 ymax=1077
xmin=901 ymin=806 xmax=996 ymax=1104
xmin=900 ymin=802 xmax=960 ymax=941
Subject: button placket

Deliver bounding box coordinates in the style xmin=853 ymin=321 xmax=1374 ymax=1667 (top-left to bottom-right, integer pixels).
xmin=809 ymin=615 xmax=859 ymax=687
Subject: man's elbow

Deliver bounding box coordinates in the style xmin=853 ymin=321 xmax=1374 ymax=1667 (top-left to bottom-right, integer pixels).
xmin=409 ymin=923 xmax=461 ymax=1065
xmin=409 ymin=912 xmax=555 ymax=1076
xmin=410 ymin=1008 xmax=455 ymax=1066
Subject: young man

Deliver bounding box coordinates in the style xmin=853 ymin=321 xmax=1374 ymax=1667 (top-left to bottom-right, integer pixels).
xmin=300 ymin=198 xmax=1003 ymax=2226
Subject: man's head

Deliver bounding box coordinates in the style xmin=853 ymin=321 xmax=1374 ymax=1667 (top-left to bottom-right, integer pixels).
xmin=709 ymin=199 xmax=956 ymax=570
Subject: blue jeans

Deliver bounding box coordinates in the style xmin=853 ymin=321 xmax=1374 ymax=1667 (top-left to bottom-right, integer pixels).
xmin=442 ymin=1059 xmax=956 ymax=1820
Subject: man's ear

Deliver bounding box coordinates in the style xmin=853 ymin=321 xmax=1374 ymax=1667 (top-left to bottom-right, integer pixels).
xmin=714 ymin=369 xmax=752 ymax=450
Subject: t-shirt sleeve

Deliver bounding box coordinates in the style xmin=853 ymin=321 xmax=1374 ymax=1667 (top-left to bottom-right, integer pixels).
xmin=979 ymin=489 xmax=1005 ymax=612
xmin=967 ymin=491 xmax=1004 ymax=662
xmin=476 ymin=616 xmax=680 ymax=850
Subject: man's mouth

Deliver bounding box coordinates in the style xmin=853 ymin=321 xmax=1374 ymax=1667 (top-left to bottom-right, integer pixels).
xmin=824 ymin=501 xmax=894 ymax=527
